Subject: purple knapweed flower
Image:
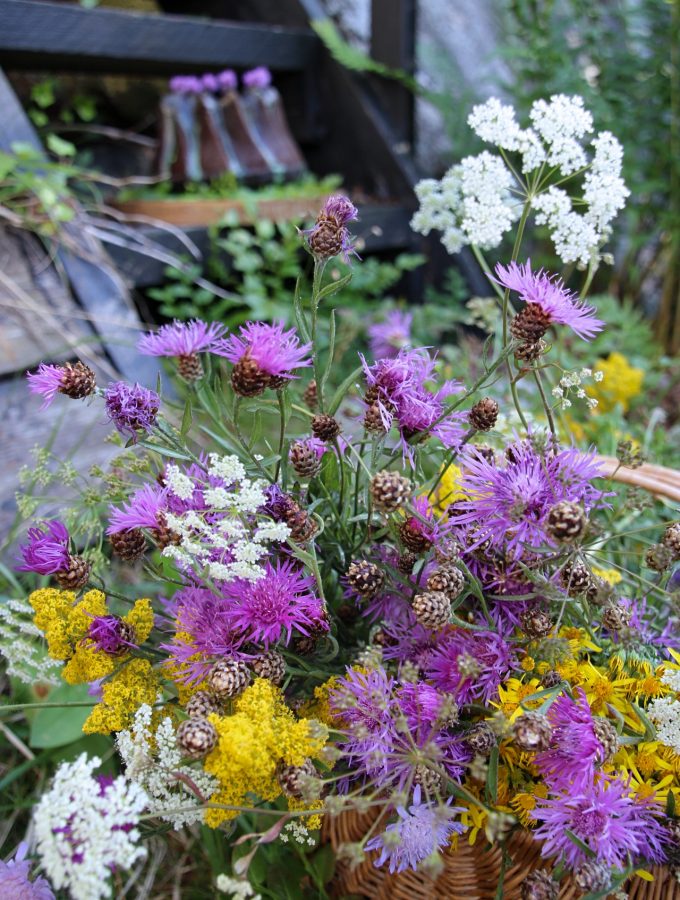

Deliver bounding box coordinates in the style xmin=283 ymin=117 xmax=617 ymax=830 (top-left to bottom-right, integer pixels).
xmin=137 ymin=319 xmax=226 ymax=357
xmin=27 ymin=364 xmax=67 ymax=410
xmin=534 ymin=688 xmax=615 ymax=788
xmin=365 ymin=786 xmax=466 ymax=874
xmin=368 ymin=310 xmax=413 ymax=359
xmin=331 ymin=666 xmax=397 ymax=734
xmin=222 ymin=559 xmax=325 ymax=647
xmin=107 ymin=484 xmax=168 ymax=534
xmin=362 ymin=348 xmax=466 ymax=463
xmin=104 ymin=382 xmax=159 ymax=441
xmin=27 ymin=361 xmax=96 ymax=410
xmin=449 ymin=439 xmax=605 ymax=557
xmin=242 ymin=67 xmax=272 ymax=89
xmin=17 ymin=521 xmax=71 ymax=575
xmin=215 ymin=321 xmax=312 ymax=393
xmin=495 ymin=260 xmax=604 ymax=341
xmin=162 ymin=586 xmax=248 ymax=684
xmin=86 ymin=616 xmax=137 ymax=656
xmin=397 ymin=682 xmax=454 ymax=733
xmin=305 ymin=195 xmax=359 ymax=263
xmin=201 ymin=73 xmax=219 ymax=93
xmin=425 ymin=627 xmax=515 ymax=705
xmin=533 ymin=775 xmax=668 ymax=870
xmin=0 ymin=842 xmax=55 ymax=900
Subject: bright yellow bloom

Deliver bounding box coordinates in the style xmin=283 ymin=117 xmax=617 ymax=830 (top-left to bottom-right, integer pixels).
xmin=493 ymin=678 xmax=542 ymax=722
xmin=83 ymin=658 xmax=159 ymax=734
xmin=298 ymin=676 xmax=339 ymax=726
xmin=29 ymin=588 xmax=154 ymax=685
xmin=520 ymin=656 xmax=535 ymax=673
xmin=587 ymin=352 xmax=644 ymax=413
xmin=204 ymin=679 xmax=327 ymax=828
xmin=509 ymin=783 xmax=548 ymax=827
xmin=431 ymin=463 xmax=466 ymax=514
xmin=592 ymin=566 xmax=623 ymax=586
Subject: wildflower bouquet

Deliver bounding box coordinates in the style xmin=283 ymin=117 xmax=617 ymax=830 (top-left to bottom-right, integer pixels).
xmin=4 ymin=95 xmax=680 ymax=900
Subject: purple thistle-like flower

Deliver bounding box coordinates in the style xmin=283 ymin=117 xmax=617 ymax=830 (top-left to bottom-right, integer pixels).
xmin=362 ymin=348 xmax=466 ymax=463
xmin=214 ymin=321 xmax=312 ymax=380
xmin=305 ymin=195 xmax=359 ymax=263
xmin=87 ymin=616 xmax=137 ymax=656
xmin=289 ymin=436 xmax=326 ymax=462
xmin=365 ymin=785 xmax=466 ymax=874
xmin=534 ymin=689 xmax=614 ymax=788
xmin=368 ymin=310 xmax=413 ymax=359
xmin=494 ymin=260 xmax=604 ymax=340
xmin=533 ymin=775 xmax=668 ymax=870
xmin=137 ymin=319 xmax=226 ymax=357
xmin=104 ymin=382 xmax=159 ymax=441
xmin=222 ymin=560 xmax=325 ymax=647
xmin=201 ymin=73 xmax=219 ymax=93
xmin=331 ymin=666 xmax=397 ymax=733
xmin=162 ymin=586 xmax=248 ymax=684
xmin=321 ymin=195 xmax=359 ymax=226
xmin=397 ymin=682 xmax=453 ymax=733
xmin=169 ymin=75 xmax=203 ymax=94
xmin=27 ymin=364 xmax=66 ymax=410
xmin=450 ymin=440 xmax=605 ymax=557
xmin=107 ymin=484 xmax=168 ymax=534
xmin=0 ymin=842 xmax=55 ymax=900
xmin=425 ymin=628 xmax=515 ymax=705
xmin=17 ymin=521 xmax=70 ymax=575
xmin=243 ymin=67 xmax=272 ymax=89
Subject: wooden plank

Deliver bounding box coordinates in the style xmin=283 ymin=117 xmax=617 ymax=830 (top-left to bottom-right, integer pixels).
xmin=0 ymin=0 xmax=317 ymax=74
xmin=0 ymin=69 xmax=158 ymax=385
xmin=371 ymin=0 xmax=416 ymax=146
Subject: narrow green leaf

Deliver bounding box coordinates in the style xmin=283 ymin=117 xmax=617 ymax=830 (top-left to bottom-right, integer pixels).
xmin=667 ymin=789 xmax=676 ymax=818
xmin=180 ymin=398 xmax=193 ymax=437
xmin=321 ymin=308 xmax=336 ymax=397
xmin=328 ymin=365 xmax=363 ymax=416
xmin=485 ymin=745 xmax=499 ymax=804
xmin=316 ymin=272 xmax=352 ymax=301
xmin=565 ymin=829 xmax=596 ymax=858
xmin=293 ymin=276 xmax=312 ymax=343
xmin=136 ymin=441 xmax=192 ymax=461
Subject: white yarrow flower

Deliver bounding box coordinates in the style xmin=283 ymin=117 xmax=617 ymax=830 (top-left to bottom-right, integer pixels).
xmin=33 ymin=754 xmax=148 ymax=900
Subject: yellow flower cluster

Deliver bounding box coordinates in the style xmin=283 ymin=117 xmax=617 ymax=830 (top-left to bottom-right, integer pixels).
xmin=587 ymin=351 xmax=644 ymax=413
xmin=83 ymin=658 xmax=159 ymax=734
xmin=431 ymin=463 xmax=466 ymax=514
xmin=204 ymin=678 xmax=327 ymax=829
xmin=29 ymin=588 xmax=154 ymax=684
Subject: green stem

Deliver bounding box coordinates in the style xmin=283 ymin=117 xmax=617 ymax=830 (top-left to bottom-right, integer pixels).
xmin=274 ymin=389 xmax=287 ymax=483
xmin=532 ymin=369 xmax=556 ymax=437
xmin=310 ymin=259 xmax=328 ymax=412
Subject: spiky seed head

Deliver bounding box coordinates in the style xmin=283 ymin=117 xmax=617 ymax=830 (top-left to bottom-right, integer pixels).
xmin=592 ymin=717 xmax=618 ymax=763
xmin=399 ymin=519 xmax=432 ymax=554
xmin=560 ymin=559 xmax=592 ymax=594
xmin=645 ymin=542 xmax=673 ymax=572
xmin=185 ymin=690 xmax=222 ymax=719
xmin=276 ymin=758 xmax=318 ymax=798
xmin=207 ymin=658 xmax=251 ymax=699
xmin=177 ymin=352 xmax=203 ymax=382
xmin=511 ymin=305 xmax=551 ymax=343
xmin=465 ymin=721 xmax=496 ymax=755
xmin=55 ymin=555 xmax=91 ymax=590
xmin=520 ymin=870 xmax=559 ymax=900
xmin=573 ymin=861 xmax=611 ymax=894
xmin=109 ymin=528 xmax=147 ymax=562
xmin=346 ymin=560 xmax=385 ymax=598
xmin=59 ymin=361 xmax=97 ymax=399
xmin=290 ymin=442 xmax=322 ymax=479
xmin=363 ymin=403 xmax=387 ymax=434
xmin=303 ymin=379 xmax=318 ymax=410
xmin=176 ymin=717 xmax=217 ymax=759
xmin=512 ymin=712 xmax=552 ymax=752
xmin=413 ymin=764 xmax=444 ymax=795
xmin=546 ymin=500 xmax=587 ymax=543
xmin=412 ymin=591 xmax=450 ymax=630
xmin=311 ymin=414 xmax=341 ymax=441
xmin=514 ymin=339 xmax=546 ymax=362
xmin=370 ymin=470 xmax=411 ymax=513
xmin=251 ymin=650 xmax=286 ymax=686
xmin=426 ymin=565 xmax=465 ymax=600
xmin=231 ymin=353 xmax=270 ymax=397
xmin=468 ymin=397 xmax=499 ymax=431
xmin=519 ymin=608 xmax=553 ymax=640
xmin=601 ymin=603 xmax=633 ymax=632
xmin=663 ymin=523 xmax=680 ymax=560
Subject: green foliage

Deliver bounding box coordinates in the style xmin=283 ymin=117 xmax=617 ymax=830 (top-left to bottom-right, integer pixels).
xmin=28 ymin=76 xmax=99 ymax=128
xmin=119 ymin=173 xmax=342 ymax=204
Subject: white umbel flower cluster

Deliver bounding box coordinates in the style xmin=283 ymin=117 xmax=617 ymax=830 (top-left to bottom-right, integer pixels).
xmin=116 ymin=702 xmax=218 ymax=828
xmin=160 ymin=453 xmax=290 ymax=582
xmin=33 ymin=753 xmax=148 ymax=900
xmin=216 ymin=874 xmax=262 ymax=898
xmin=551 ymin=367 xmax=602 ymax=410
xmin=647 ymin=668 xmax=680 ymax=754
xmin=411 ymin=94 xmax=628 ymax=268
xmin=0 ymin=598 xmax=62 ymax=684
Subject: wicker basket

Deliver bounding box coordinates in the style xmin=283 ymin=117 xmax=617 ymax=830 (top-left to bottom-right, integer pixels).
xmin=322 ymin=807 xmax=680 ymax=899
xmin=323 ymin=459 xmax=680 ymax=898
